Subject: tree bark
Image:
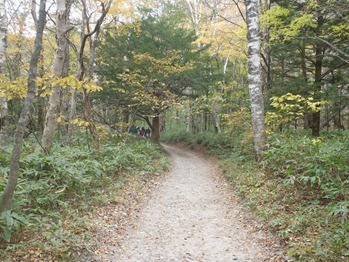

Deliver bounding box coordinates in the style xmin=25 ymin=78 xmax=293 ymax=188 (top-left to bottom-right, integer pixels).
xmin=41 ymin=0 xmax=69 ymax=153
xmin=246 ymin=0 xmax=265 ymax=158
xmin=83 ymin=89 xmax=99 ymax=149
xmin=151 ymin=115 xmax=161 ymax=143
xmin=213 ymin=105 xmax=221 ymax=134
xmin=309 ymin=44 xmax=323 ymax=137
xmin=259 ymin=0 xmax=270 ymax=94
xmin=0 ymin=0 xmax=46 ymax=213
xmin=66 ymin=88 xmax=76 ymax=144
xmin=0 ymin=0 xmax=8 ymax=146
xmin=60 ymin=0 xmax=72 ymax=136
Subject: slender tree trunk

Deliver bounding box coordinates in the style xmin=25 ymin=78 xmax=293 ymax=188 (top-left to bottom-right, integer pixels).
xmin=41 ymin=0 xmax=68 ymax=153
xmin=0 ymin=0 xmax=8 ymax=146
xmin=259 ymin=0 xmax=270 ymax=94
xmin=299 ymin=41 xmax=311 ymax=130
xmin=309 ymin=44 xmax=323 ymax=137
xmin=184 ymin=87 xmax=192 ymax=132
xmin=0 ymin=0 xmax=46 ymax=213
xmin=75 ymin=0 xmax=111 ymax=149
xmin=84 ymin=31 xmax=100 ymax=148
xmin=213 ymin=105 xmax=221 ymax=134
xmin=37 ymin=51 xmax=45 ymax=136
xmin=186 ymin=0 xmax=202 ymax=47
xmin=151 ymin=115 xmax=160 ymax=143
xmin=246 ymin=0 xmax=265 ymax=157
xmin=83 ymin=89 xmax=99 ymax=149
xmin=59 ymin=0 xmax=72 ymax=136
xmin=66 ymin=88 xmax=76 ymax=143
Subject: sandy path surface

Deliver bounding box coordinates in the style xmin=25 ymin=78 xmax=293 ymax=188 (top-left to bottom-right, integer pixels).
xmin=82 ymin=144 xmax=286 ymax=261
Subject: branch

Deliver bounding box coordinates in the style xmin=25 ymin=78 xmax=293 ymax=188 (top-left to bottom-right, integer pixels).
xmin=136 ymin=113 xmax=152 ymax=129
xmin=232 ymin=0 xmax=246 ymax=24
xmin=321 ymin=62 xmax=347 ymax=80
xmin=31 ymin=0 xmax=38 ymax=25
xmin=306 ymin=36 xmax=349 ymax=64
xmin=203 ymin=0 xmax=244 ymax=28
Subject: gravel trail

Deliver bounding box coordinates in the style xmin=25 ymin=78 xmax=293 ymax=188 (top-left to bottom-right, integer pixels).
xmin=87 ymin=144 xmax=286 ymax=262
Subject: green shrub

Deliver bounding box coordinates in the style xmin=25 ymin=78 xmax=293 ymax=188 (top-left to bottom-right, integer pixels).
xmin=0 ymin=136 xmax=168 ymax=257
xmin=230 ymin=131 xmax=349 ymax=261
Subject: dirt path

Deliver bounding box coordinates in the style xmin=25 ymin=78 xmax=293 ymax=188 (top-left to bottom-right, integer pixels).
xmin=82 ymin=144 xmax=286 ymax=261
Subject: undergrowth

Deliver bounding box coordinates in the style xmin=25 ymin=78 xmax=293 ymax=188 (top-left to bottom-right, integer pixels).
xmin=162 ymin=129 xmax=349 ymax=261
xmin=0 ymin=134 xmax=169 ymax=260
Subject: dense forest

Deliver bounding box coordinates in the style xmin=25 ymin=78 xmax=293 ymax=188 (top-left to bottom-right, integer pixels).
xmin=0 ymin=0 xmax=348 ymax=260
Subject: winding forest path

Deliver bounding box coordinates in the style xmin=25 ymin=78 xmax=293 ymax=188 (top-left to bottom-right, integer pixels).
xmin=83 ymin=144 xmax=286 ymax=261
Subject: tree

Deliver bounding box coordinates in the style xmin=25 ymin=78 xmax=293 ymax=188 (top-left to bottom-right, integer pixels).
xmin=41 ymin=0 xmax=70 ymax=154
xmin=263 ymin=0 xmax=349 ymax=135
xmin=96 ymin=6 xmax=205 ymax=142
xmin=246 ymin=0 xmax=265 ymax=157
xmin=0 ymin=0 xmax=7 ymax=145
xmin=0 ymin=0 xmax=46 ymax=213
xmin=119 ymin=52 xmax=194 ymax=142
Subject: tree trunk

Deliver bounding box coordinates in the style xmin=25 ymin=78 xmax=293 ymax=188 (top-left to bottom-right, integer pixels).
xmin=310 ymin=44 xmax=323 ymax=137
xmin=83 ymin=89 xmax=99 ymax=149
xmin=84 ymin=28 xmax=100 ymax=148
xmin=37 ymin=95 xmax=45 ymax=135
xmin=151 ymin=115 xmax=160 ymax=143
xmin=41 ymin=0 xmax=69 ymax=153
xmin=75 ymin=0 xmax=111 ymax=149
xmin=185 ymin=88 xmax=192 ymax=132
xmin=259 ymin=0 xmax=271 ymax=94
xmin=246 ymin=0 xmax=265 ymax=158
xmin=0 ymin=0 xmax=8 ymax=146
xmin=37 ymin=50 xmax=45 ymax=136
xmin=66 ymin=88 xmax=76 ymax=144
xmin=0 ymin=0 xmax=46 ymax=213
xmin=213 ymin=105 xmax=221 ymax=134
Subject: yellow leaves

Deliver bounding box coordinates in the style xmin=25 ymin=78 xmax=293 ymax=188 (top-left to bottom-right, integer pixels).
xmin=37 ymin=74 xmax=103 ymax=97
xmin=109 ymin=0 xmax=136 ymax=19
xmin=83 ymin=79 xmax=103 ymax=93
xmin=0 ymin=76 xmax=27 ymax=100
xmin=117 ymin=52 xmax=192 ymax=113
xmin=267 ymin=93 xmax=328 ymax=129
xmin=0 ymin=73 xmax=103 ymax=101
xmin=70 ymin=118 xmax=91 ymax=127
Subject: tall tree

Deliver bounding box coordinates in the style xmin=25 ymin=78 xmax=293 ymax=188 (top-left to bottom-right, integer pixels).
xmin=0 ymin=0 xmax=8 ymax=145
xmin=246 ymin=0 xmax=265 ymax=157
xmin=0 ymin=0 xmax=46 ymax=213
xmin=96 ymin=6 xmax=206 ymax=142
xmin=72 ymin=0 xmax=111 ymax=149
xmin=41 ymin=0 xmax=69 ymax=153
xmin=263 ymin=0 xmax=349 ymax=135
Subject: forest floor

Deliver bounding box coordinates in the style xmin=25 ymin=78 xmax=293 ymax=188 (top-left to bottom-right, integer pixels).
xmin=76 ymin=144 xmax=289 ymax=261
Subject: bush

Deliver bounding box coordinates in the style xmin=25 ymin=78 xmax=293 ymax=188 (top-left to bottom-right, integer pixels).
xmin=222 ymin=131 xmax=349 ymax=261
xmin=262 ymin=132 xmax=349 ymax=205
xmin=0 ymin=136 xmax=168 ymax=258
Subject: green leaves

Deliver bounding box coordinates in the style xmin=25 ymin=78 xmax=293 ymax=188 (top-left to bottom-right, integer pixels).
xmin=266 ymin=93 xmax=327 ymax=130
xmin=0 ymin=135 xmax=168 ymax=249
xmin=96 ymin=5 xmax=208 ymax=119
xmin=0 ymin=210 xmax=28 ymax=242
